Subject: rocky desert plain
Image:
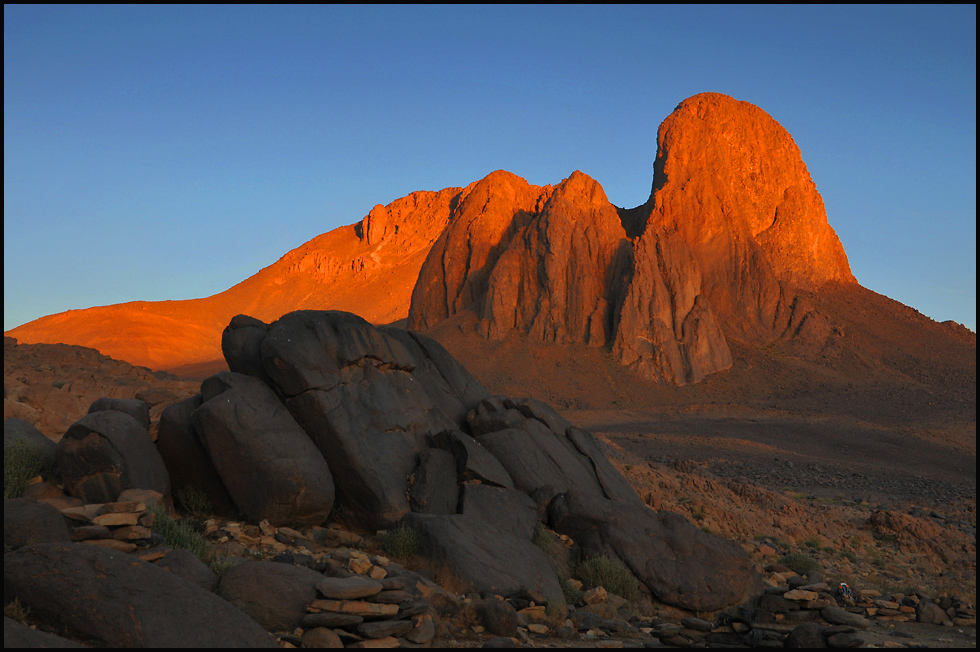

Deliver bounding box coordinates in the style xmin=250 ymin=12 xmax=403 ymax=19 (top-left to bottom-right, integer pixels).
xmin=4 ymin=93 xmax=976 ymax=649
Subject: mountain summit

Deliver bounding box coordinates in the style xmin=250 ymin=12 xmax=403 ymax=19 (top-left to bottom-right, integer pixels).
xmin=409 ymin=93 xmax=855 ymax=384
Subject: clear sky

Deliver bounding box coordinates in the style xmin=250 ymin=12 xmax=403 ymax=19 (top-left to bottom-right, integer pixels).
xmin=4 ymin=5 xmax=976 ymax=332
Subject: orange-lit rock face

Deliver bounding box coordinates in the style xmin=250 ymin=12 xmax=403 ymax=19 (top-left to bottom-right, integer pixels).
xmin=411 ymin=93 xmax=856 ymax=384
xmin=650 ymin=93 xmax=854 ymax=288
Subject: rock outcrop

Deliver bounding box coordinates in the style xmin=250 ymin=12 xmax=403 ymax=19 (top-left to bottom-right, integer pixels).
xmin=409 ymin=93 xmax=855 ymax=385
xmin=211 ymin=309 xmax=757 ymax=611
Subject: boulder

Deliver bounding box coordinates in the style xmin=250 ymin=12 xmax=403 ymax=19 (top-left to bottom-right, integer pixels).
xmin=218 ymin=561 xmax=324 ymax=633
xmin=156 ymin=394 xmax=237 ymax=516
xmin=820 ymin=605 xmax=870 ymax=629
xmin=475 ymin=599 xmax=519 ymax=637
xmin=4 ymin=542 xmax=275 ymax=647
xmin=87 ymin=397 xmax=150 ymax=430
xmin=916 ymin=600 xmax=950 ymax=625
xmin=221 ymin=311 xmax=488 ymax=529
xmin=301 ymin=627 xmax=344 ymax=648
xmin=56 ymin=410 xmax=170 ymax=504
xmin=548 ymin=490 xmax=758 ymax=612
xmin=190 ymin=372 xmax=334 ymax=527
xmin=4 ymin=417 xmax=57 ymax=464
xmin=784 ymin=622 xmax=827 ymax=648
xmin=4 ymin=498 xmax=71 ymax=550
xmin=467 ymin=396 xmax=641 ymax=509
xmin=400 ymin=484 xmax=563 ymax=603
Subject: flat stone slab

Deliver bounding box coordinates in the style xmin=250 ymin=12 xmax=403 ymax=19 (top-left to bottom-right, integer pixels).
xmin=317 ymin=575 xmax=384 ymax=600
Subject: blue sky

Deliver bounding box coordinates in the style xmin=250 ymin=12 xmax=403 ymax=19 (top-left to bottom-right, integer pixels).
xmin=4 ymin=5 xmax=976 ymax=332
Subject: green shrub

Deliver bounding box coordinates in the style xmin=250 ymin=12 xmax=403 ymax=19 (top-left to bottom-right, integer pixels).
xmin=4 ymin=439 xmax=47 ymax=499
xmin=777 ymin=552 xmax=822 ymax=574
xmin=558 ymin=573 xmax=582 ymax=605
xmin=533 ymin=522 xmax=557 ymax=557
xmin=574 ymin=555 xmax=642 ymax=601
xmin=380 ymin=527 xmax=419 ymax=559
xmin=149 ymin=504 xmax=209 ymax=563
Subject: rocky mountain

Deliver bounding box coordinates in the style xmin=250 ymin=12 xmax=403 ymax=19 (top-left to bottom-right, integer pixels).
xmin=409 ymin=93 xmax=855 ymax=385
xmin=8 ymin=92 xmax=862 ymax=388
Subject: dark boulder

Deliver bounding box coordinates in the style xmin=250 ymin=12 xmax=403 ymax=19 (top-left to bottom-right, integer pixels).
xmin=87 ymin=398 xmax=150 ymax=430
xmin=785 ymin=622 xmax=827 ymax=648
xmin=222 ymin=311 xmax=488 ymax=529
xmin=4 ymin=417 xmax=57 ymax=457
xmin=4 ymin=543 xmax=275 ymax=647
xmin=467 ymin=396 xmax=640 ymax=509
xmin=548 ymin=490 xmax=758 ymax=612
xmin=474 ymin=598 xmax=519 ymax=637
xmin=190 ymin=372 xmax=334 ymax=527
xmin=4 ymin=498 xmax=71 ymax=550
xmin=56 ymin=410 xmax=170 ymax=504
xmin=218 ymin=560 xmax=324 ymax=633
xmin=156 ymin=394 xmax=237 ymax=516
xmin=400 ymin=484 xmax=563 ymax=603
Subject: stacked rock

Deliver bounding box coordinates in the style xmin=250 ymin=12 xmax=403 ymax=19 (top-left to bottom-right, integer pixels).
xmin=59 ymin=488 xmax=164 ymax=553
xmin=302 ymin=568 xmax=435 ymax=647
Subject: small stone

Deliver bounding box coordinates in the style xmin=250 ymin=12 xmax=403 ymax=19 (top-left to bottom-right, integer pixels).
xmin=372 ymin=590 xmax=415 ymax=604
xmin=357 ymin=620 xmax=413 ymax=639
xmin=69 ymin=525 xmax=112 ymax=541
xmin=527 ymin=623 xmax=549 ymax=635
xmin=368 ymin=565 xmax=387 ymax=580
xmin=681 ymin=617 xmax=714 ymax=632
xmin=783 ymin=589 xmax=820 ymax=601
xmin=348 ymin=636 xmax=399 ymax=648
xmin=301 ymin=613 xmax=364 ymax=628
xmin=821 ymin=606 xmax=870 ymax=629
xmin=349 ymin=557 xmax=373 ymax=575
xmin=93 ymin=512 xmax=141 ymax=527
xmin=404 ymin=615 xmax=435 ymax=644
xmin=317 ymin=576 xmax=384 ymax=600
xmin=112 ymin=525 xmax=152 ymax=541
xmin=583 ymin=586 xmax=608 ymax=605
xmin=301 ymin=627 xmax=343 ymax=648
xmin=308 ymin=600 xmax=398 ymax=617
xmin=99 ymin=501 xmax=143 ymax=514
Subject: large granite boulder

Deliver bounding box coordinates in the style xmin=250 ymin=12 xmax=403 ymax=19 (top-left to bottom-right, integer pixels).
xmin=56 ymin=410 xmax=170 ymax=504
xmin=221 ymin=310 xmax=488 ymax=529
xmin=469 ymin=394 xmax=758 ymax=612
xmin=157 ymin=394 xmax=237 ymax=516
xmin=401 ymin=484 xmax=563 ymax=603
xmin=4 ymin=498 xmax=71 ymax=550
xmin=189 ymin=372 xmax=335 ymax=527
xmin=87 ymin=397 xmax=151 ymax=430
xmin=4 ymin=543 xmax=275 ymax=647
xmin=218 ymin=561 xmax=325 ymax=633
xmin=548 ymin=490 xmax=758 ymax=612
